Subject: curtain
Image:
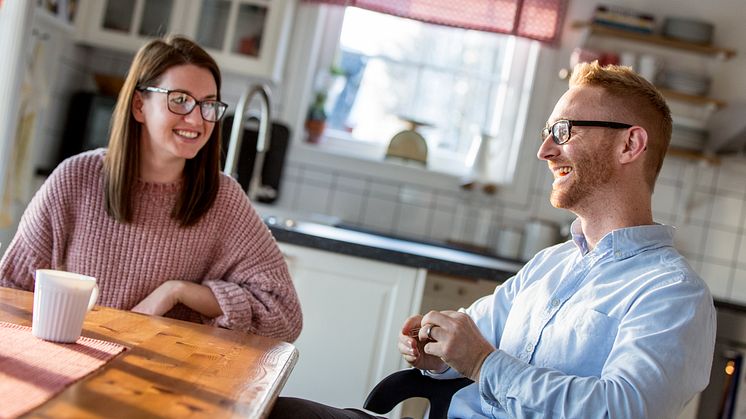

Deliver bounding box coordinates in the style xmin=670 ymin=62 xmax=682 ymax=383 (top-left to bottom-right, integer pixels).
xmin=303 ymin=0 xmax=567 ymax=44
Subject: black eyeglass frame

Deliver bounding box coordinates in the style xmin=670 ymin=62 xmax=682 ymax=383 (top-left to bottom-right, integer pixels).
xmin=542 ymin=119 xmax=633 ymax=145
xmin=137 ymin=86 xmax=228 ymax=122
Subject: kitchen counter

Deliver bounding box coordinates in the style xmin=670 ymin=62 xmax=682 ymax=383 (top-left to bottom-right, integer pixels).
xmin=266 ymin=218 xmax=524 ymax=281
xmin=265 ymin=216 xmax=746 ymax=314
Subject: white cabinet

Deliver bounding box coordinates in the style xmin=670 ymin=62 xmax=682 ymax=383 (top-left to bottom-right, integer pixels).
xmin=182 ymin=0 xmax=295 ymax=81
xmin=74 ymin=0 xmax=190 ymax=52
xmin=279 ymin=243 xmax=426 ymax=412
xmin=73 ymin=0 xmax=294 ymax=81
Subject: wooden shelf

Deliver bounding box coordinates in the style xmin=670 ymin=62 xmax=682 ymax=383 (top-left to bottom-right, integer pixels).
xmin=658 ymin=88 xmax=726 ymax=109
xmin=572 ymin=22 xmax=737 ymax=60
xmin=556 ymin=75 xmax=727 ymax=109
xmin=667 ymin=146 xmax=719 ymax=164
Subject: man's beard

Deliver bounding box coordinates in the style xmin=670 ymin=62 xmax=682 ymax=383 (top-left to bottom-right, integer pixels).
xmin=550 ymin=149 xmax=615 ymax=210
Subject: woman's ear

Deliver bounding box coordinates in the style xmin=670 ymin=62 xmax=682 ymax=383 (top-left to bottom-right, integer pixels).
xmin=131 ymin=91 xmax=145 ymax=123
xmin=619 ymin=126 xmax=648 ymax=165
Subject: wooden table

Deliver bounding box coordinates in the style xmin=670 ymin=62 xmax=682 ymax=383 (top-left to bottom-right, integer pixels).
xmin=0 ymin=287 xmax=298 ymax=419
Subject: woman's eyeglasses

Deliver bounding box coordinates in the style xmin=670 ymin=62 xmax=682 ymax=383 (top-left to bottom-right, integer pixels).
xmin=138 ymin=86 xmax=228 ymax=122
xmin=542 ymin=119 xmax=633 ymax=145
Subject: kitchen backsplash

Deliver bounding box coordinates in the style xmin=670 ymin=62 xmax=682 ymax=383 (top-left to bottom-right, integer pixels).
xmin=273 ymin=154 xmax=746 ymax=305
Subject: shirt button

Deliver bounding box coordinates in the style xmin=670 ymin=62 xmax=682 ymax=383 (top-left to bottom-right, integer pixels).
xmin=525 ymin=343 xmax=533 ymax=352
xmin=615 ymin=251 xmax=622 ymax=257
xmin=551 ymin=298 xmax=560 ymax=307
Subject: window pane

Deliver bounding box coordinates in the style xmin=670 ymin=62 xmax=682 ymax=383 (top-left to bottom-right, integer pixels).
xmin=326 ymin=7 xmax=513 ymax=170
xmin=231 ymin=4 xmax=267 ymax=57
xmin=312 ymin=7 xmax=538 ymax=181
xmin=103 ymin=0 xmax=135 ymax=33
xmin=410 ymin=68 xmax=453 ymax=148
xmin=341 ymin=58 xmax=418 ymax=143
xmin=340 ymin=8 xmax=424 ymax=62
xmin=139 ymin=0 xmax=173 ymax=37
xmin=196 ymin=0 xmax=230 ymax=50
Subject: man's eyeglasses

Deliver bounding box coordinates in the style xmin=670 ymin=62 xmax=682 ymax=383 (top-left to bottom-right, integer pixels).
xmin=138 ymin=86 xmax=228 ymax=122
xmin=542 ymin=120 xmax=633 ymax=145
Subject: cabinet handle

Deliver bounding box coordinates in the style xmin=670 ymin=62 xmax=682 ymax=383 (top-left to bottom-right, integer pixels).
xmin=433 ymin=283 xmax=442 ymax=292
xmin=457 ymin=287 xmax=466 ymax=296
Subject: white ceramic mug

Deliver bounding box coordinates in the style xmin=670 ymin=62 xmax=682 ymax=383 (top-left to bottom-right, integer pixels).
xmin=495 ymin=228 xmax=522 ymax=260
xmin=32 ymin=269 xmax=99 ymax=343
xmin=520 ymin=220 xmax=560 ymax=261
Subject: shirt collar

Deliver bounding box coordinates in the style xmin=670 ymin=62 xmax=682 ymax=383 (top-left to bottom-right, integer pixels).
xmin=570 ymin=218 xmax=675 ymax=259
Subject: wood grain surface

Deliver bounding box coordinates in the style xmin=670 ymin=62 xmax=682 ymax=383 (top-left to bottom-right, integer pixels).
xmin=0 ymin=287 xmax=298 ymax=419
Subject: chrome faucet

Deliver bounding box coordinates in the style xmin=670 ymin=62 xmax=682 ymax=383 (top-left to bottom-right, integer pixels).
xmin=224 ymin=84 xmax=272 ymax=201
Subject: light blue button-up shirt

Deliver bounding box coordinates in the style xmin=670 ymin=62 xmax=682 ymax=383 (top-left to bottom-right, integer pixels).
xmin=436 ymin=221 xmax=716 ymax=418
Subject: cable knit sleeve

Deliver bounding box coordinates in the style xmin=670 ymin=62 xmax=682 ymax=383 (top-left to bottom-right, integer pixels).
xmin=0 ymin=161 xmax=70 ymax=290
xmin=201 ymin=177 xmax=302 ymax=342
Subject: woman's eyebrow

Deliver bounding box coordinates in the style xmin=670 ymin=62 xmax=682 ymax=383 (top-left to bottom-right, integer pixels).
xmin=169 ymin=88 xmax=218 ymax=100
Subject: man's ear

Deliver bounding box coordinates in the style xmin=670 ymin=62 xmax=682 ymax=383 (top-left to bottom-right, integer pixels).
xmin=132 ymin=91 xmax=145 ymax=123
xmin=619 ymin=126 xmax=648 ymax=165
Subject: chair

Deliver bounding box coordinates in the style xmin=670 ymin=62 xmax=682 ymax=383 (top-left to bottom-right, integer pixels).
xmin=363 ymin=368 xmax=473 ymax=419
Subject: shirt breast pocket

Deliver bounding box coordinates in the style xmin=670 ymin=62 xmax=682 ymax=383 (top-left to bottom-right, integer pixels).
xmin=541 ymin=308 xmax=620 ymax=377
xmin=573 ymin=309 xmax=620 ymax=339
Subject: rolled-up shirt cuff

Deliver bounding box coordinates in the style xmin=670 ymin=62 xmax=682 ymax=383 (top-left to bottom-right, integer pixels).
xmin=480 ymin=349 xmax=528 ymax=408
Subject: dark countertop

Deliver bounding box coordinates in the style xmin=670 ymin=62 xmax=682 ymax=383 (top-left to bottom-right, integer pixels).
xmin=266 ymin=218 xmax=746 ymax=314
xmin=267 ymin=220 xmax=524 ymax=281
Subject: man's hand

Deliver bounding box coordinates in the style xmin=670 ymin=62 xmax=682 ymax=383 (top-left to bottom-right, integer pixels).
xmin=398 ymin=314 xmax=448 ymax=372
xmin=131 ymin=281 xmax=181 ymax=316
xmin=419 ymin=310 xmax=495 ymax=381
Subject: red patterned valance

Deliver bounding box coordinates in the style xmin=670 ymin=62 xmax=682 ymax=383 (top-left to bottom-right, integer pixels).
xmin=303 ymin=0 xmax=567 ymax=44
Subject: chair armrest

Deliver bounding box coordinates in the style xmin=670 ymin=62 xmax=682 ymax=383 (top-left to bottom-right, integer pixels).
xmin=363 ymin=368 xmax=473 ymax=419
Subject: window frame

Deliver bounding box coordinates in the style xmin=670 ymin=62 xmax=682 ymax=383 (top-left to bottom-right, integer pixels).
xmin=280 ymin=3 xmax=541 ymax=186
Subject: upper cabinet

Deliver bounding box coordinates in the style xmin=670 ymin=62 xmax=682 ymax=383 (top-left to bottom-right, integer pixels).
xmin=74 ymin=0 xmax=295 ymax=81
xmin=182 ymin=0 xmax=295 ymax=81
xmin=74 ymin=0 xmax=190 ymax=51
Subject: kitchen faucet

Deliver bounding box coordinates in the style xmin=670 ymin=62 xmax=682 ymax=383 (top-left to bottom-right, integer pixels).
xmin=224 ymin=84 xmax=272 ymax=201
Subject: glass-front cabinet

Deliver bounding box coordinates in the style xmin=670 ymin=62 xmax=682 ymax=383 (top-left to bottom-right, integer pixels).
xmin=183 ymin=0 xmax=295 ymax=81
xmin=74 ymin=0 xmax=295 ymax=81
xmin=75 ymin=0 xmax=189 ymax=52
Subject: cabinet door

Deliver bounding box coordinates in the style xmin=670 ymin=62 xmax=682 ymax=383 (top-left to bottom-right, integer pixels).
xmin=279 ymin=243 xmax=426 ymax=411
xmin=182 ymin=0 xmax=295 ymax=81
xmin=74 ymin=0 xmax=190 ymax=52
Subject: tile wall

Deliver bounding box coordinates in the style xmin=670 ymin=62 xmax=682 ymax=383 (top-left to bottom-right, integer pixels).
xmin=273 ymin=152 xmax=746 ymax=305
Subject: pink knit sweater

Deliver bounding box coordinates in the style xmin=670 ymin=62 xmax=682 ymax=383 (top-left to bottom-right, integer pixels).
xmin=0 ymin=149 xmax=302 ymax=341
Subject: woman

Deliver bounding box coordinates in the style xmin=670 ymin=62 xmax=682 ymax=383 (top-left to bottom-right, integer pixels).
xmin=0 ymin=36 xmax=302 ymax=342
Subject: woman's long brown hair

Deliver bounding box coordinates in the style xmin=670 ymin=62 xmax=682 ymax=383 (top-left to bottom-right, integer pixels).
xmin=104 ymin=35 xmax=222 ymax=227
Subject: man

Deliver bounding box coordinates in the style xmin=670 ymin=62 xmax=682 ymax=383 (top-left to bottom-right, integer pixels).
xmin=271 ymin=62 xmax=716 ymax=418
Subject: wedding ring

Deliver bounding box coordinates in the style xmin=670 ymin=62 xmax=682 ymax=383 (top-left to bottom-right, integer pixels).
xmin=425 ymin=324 xmax=434 ymax=340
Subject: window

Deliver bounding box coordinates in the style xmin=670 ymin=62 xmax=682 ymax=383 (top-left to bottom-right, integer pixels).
xmin=310 ymin=6 xmax=540 ymax=183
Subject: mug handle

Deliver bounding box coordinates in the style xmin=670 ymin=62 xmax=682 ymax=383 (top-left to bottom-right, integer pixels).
xmin=87 ymin=284 xmax=99 ymax=311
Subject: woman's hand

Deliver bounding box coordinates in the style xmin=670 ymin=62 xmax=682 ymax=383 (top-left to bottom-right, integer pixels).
xmin=132 ymin=280 xmax=223 ymax=318
xmin=131 ymin=280 xmax=181 ymax=316
xmin=398 ymin=314 xmax=448 ymax=373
